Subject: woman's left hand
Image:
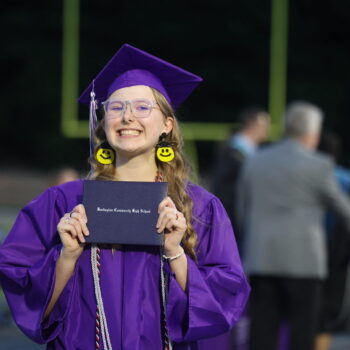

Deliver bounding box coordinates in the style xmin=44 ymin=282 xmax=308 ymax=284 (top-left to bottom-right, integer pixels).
xmin=157 ymin=196 xmax=187 ymax=255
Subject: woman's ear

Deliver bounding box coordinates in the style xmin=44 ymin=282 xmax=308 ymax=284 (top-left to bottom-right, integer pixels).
xmin=163 ymin=116 xmax=174 ymax=134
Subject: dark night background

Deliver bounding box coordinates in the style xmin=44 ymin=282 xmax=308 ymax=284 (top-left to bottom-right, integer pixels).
xmin=2 ymin=2 xmax=350 ymax=348
xmin=1 ymin=0 xmax=350 ymax=176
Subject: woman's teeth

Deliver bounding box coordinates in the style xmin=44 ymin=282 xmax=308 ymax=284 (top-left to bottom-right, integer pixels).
xmin=119 ymin=130 xmax=141 ymax=136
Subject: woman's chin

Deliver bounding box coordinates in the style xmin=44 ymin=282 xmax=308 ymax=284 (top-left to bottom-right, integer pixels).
xmin=115 ymin=146 xmax=152 ymax=159
xmin=112 ymin=142 xmax=139 ymax=154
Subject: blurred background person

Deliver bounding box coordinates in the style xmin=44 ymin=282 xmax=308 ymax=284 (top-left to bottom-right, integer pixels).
xmin=211 ymin=106 xmax=270 ymax=250
xmin=316 ymin=131 xmax=350 ymax=350
xmin=236 ymin=101 xmax=350 ymax=350
xmin=50 ymin=167 xmax=80 ymax=186
xmin=211 ymin=106 xmax=270 ymax=350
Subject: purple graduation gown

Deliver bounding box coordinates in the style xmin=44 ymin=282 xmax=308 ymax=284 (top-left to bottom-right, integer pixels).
xmin=0 ymin=180 xmax=250 ymax=349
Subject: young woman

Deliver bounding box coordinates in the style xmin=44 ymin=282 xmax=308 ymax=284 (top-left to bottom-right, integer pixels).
xmin=0 ymin=44 xmax=250 ymax=350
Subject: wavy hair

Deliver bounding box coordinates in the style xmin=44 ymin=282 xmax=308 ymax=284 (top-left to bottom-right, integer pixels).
xmin=87 ymin=88 xmax=198 ymax=259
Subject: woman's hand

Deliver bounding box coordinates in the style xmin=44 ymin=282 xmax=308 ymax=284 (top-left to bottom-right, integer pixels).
xmin=157 ymin=196 xmax=187 ymax=256
xmin=45 ymin=204 xmax=88 ymax=318
xmin=57 ymin=204 xmax=89 ymax=260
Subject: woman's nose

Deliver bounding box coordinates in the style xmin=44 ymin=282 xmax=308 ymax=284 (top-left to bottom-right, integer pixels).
xmin=121 ymin=102 xmax=136 ymax=122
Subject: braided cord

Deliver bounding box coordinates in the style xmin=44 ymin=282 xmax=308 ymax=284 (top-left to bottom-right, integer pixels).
xmin=160 ymin=248 xmax=173 ymax=350
xmin=157 ymin=171 xmax=173 ymax=350
xmin=92 ymin=244 xmax=113 ymax=350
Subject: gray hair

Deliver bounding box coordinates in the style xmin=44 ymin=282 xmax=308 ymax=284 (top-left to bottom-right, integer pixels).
xmin=285 ymin=101 xmax=324 ymax=137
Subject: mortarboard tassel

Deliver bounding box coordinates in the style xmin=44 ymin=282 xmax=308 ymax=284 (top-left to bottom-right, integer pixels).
xmin=89 ymin=81 xmax=98 ymax=158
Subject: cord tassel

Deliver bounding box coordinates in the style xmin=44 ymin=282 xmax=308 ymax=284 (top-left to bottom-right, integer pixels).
xmin=89 ymin=82 xmax=98 ymax=158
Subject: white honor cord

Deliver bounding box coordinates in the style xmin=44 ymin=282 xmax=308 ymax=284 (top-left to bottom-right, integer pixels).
xmin=160 ymin=247 xmax=173 ymax=350
xmin=91 ymin=245 xmax=113 ymax=350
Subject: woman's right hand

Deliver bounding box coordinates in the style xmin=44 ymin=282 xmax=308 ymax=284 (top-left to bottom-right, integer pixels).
xmin=57 ymin=204 xmax=89 ymax=260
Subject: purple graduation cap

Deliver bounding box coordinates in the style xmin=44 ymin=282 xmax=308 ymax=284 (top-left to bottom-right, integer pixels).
xmin=78 ymin=43 xmax=203 ymax=156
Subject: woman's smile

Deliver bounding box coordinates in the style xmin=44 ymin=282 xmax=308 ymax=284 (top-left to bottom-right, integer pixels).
xmin=117 ymin=128 xmax=143 ymax=137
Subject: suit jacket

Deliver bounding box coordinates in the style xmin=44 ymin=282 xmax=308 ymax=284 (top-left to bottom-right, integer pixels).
xmin=212 ymin=144 xmax=245 ymax=232
xmin=212 ymin=133 xmax=256 ymax=250
xmin=236 ymin=139 xmax=350 ymax=279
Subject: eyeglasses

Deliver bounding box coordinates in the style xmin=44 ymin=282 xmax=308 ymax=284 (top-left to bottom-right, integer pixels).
xmin=102 ymin=98 xmax=159 ymax=119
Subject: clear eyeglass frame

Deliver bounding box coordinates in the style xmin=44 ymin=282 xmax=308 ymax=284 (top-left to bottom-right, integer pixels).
xmin=102 ymin=98 xmax=159 ymax=119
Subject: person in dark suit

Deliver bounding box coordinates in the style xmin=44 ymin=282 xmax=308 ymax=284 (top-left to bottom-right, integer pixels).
xmin=211 ymin=107 xmax=270 ymax=350
xmin=211 ymin=106 xmax=270 ymax=250
xmin=236 ymin=101 xmax=350 ymax=350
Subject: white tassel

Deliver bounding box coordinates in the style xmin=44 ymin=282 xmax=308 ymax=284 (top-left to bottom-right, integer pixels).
xmin=89 ymin=81 xmax=98 ymax=158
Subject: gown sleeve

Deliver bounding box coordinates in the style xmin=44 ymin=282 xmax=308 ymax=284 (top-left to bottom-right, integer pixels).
xmin=166 ymin=196 xmax=250 ymax=342
xmin=0 ymin=187 xmax=77 ymax=344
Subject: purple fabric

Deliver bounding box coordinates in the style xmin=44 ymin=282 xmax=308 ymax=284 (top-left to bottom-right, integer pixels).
xmin=107 ymin=69 xmax=171 ymax=105
xmin=277 ymin=321 xmax=289 ymax=350
xmin=0 ymin=180 xmax=250 ymax=350
xmin=78 ymin=44 xmax=203 ymax=109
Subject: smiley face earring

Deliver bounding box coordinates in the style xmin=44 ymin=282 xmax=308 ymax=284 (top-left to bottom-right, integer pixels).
xmin=156 ymin=132 xmax=175 ymax=162
xmin=95 ymin=142 xmax=115 ymax=165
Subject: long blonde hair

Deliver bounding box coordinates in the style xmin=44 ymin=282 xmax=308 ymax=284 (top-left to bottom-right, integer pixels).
xmin=88 ymin=88 xmax=198 ymax=259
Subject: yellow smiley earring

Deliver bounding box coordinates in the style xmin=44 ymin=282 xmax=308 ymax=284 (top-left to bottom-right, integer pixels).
xmin=156 ymin=133 xmax=175 ymax=163
xmin=95 ymin=142 xmax=115 ymax=165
